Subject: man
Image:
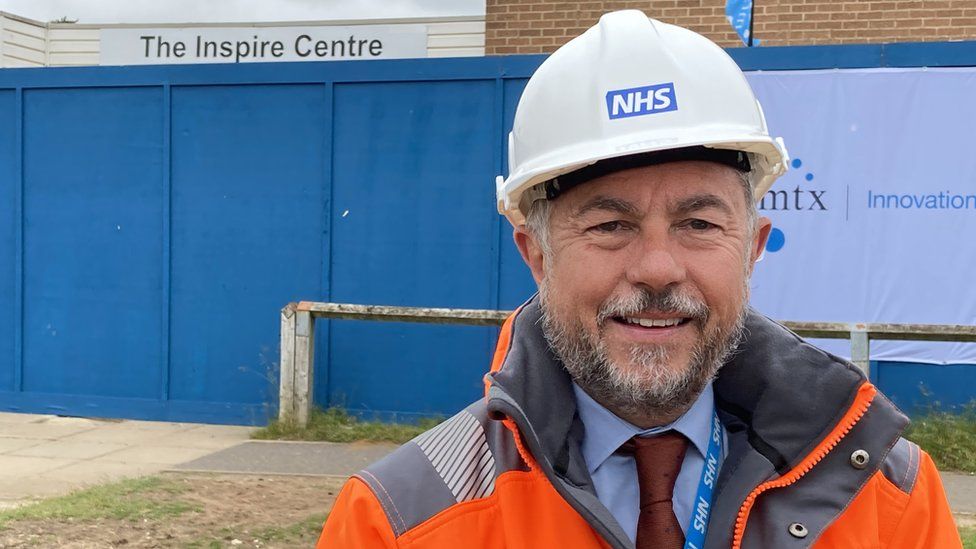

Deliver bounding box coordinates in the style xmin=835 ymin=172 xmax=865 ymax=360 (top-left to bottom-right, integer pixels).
xmin=319 ymin=10 xmax=960 ymax=548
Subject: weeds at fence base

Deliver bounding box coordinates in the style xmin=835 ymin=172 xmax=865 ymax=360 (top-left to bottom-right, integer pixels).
xmin=253 ymin=407 xmax=441 ymax=444
xmin=905 ymin=404 xmax=976 ymax=474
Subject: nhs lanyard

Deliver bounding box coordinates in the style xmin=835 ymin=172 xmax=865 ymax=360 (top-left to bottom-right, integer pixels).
xmin=684 ymin=409 xmax=724 ymax=549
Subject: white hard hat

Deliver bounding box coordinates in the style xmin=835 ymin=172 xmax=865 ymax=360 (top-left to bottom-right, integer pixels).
xmin=496 ymin=10 xmax=789 ymax=226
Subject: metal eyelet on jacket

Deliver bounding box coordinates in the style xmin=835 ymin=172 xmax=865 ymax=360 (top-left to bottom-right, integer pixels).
xmin=788 ymin=522 xmax=809 ymax=538
xmin=850 ymin=449 xmax=870 ymax=469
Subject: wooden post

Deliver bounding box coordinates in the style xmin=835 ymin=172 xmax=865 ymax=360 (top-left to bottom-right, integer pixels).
xmin=294 ymin=305 xmax=316 ymax=428
xmin=850 ymin=324 xmax=870 ymax=378
xmin=279 ymin=303 xmax=297 ymax=423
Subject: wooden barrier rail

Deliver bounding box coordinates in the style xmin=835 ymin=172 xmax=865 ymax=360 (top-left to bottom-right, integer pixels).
xmin=279 ymin=301 xmax=976 ymax=426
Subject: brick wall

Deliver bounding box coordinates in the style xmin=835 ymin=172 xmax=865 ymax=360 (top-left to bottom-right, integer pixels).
xmin=486 ymin=0 xmax=976 ymax=54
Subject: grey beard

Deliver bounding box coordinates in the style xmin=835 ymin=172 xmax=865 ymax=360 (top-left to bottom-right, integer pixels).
xmin=539 ymin=285 xmax=746 ymax=423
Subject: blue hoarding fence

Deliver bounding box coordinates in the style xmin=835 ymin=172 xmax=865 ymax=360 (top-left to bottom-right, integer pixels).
xmin=1 ymin=40 xmax=975 ymax=425
xmin=0 ymin=55 xmax=548 ymax=426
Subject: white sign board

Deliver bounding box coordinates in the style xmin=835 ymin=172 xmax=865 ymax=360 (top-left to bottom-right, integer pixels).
xmin=100 ymin=25 xmax=428 ymax=65
xmin=745 ymin=68 xmax=976 ymax=364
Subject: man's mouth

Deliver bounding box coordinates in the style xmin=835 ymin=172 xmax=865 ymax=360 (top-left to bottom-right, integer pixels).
xmin=613 ymin=316 xmax=691 ymax=328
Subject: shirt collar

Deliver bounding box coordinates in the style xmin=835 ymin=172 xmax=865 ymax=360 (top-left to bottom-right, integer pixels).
xmin=572 ymin=381 xmax=716 ymax=475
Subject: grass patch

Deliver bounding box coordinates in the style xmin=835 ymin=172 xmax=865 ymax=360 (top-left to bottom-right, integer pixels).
xmin=252 ymin=407 xmax=441 ymax=443
xmin=961 ymin=526 xmax=976 ymax=549
xmin=0 ymin=476 xmax=198 ymax=528
xmin=905 ymin=405 xmax=976 ymax=473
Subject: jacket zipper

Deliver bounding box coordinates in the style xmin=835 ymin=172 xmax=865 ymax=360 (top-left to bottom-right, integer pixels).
xmin=730 ymin=382 xmax=877 ymax=549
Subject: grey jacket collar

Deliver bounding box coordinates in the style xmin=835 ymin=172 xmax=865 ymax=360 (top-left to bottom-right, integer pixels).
xmin=484 ymin=296 xmax=908 ymax=549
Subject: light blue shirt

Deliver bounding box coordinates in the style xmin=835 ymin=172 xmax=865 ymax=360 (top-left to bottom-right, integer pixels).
xmin=572 ymin=382 xmax=723 ymax=544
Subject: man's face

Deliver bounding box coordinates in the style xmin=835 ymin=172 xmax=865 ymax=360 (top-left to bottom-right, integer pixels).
xmin=515 ymin=161 xmax=771 ymax=424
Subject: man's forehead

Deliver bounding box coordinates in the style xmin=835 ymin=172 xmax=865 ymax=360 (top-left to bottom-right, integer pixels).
xmin=555 ymin=161 xmax=744 ymax=215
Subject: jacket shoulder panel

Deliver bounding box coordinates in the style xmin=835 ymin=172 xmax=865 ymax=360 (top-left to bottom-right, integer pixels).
xmin=413 ymin=406 xmax=497 ymax=503
xmin=357 ymin=399 xmax=528 ymax=537
xmin=887 ymin=448 xmax=962 ymax=548
xmin=880 ymin=437 xmax=921 ymax=495
xmin=357 ymin=437 xmax=457 ymax=537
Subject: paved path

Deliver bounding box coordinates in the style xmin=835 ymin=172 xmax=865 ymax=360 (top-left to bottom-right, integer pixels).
xmin=0 ymin=411 xmax=251 ymax=509
xmin=943 ymin=471 xmax=976 ymax=525
xmin=1 ymin=410 xmax=974 ymax=525
xmin=175 ymin=440 xmax=397 ymax=477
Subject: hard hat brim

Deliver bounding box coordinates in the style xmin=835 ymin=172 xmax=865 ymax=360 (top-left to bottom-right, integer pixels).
xmin=497 ymin=135 xmax=788 ymax=226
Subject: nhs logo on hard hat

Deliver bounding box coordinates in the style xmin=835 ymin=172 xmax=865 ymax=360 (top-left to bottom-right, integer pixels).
xmin=606 ymin=83 xmax=678 ymax=120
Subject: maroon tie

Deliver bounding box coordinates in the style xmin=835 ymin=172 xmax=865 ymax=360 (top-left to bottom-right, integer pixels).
xmin=622 ymin=432 xmax=689 ymax=549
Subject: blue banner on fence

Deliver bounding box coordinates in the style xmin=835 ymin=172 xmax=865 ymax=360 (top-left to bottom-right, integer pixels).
xmin=745 ymin=67 xmax=976 ymax=364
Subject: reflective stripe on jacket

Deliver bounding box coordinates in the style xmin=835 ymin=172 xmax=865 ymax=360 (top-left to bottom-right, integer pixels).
xmin=318 ymin=298 xmax=961 ymax=548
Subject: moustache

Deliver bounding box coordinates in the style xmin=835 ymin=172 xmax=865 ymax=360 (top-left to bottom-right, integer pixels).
xmin=596 ymin=287 xmax=709 ymax=327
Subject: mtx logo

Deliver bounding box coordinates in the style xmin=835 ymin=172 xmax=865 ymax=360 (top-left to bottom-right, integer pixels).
xmin=606 ymin=83 xmax=678 ymax=120
xmin=758 ymin=158 xmax=827 ymax=212
xmin=761 ymin=157 xmax=827 ymax=254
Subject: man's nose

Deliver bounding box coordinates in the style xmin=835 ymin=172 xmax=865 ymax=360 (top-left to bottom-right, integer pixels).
xmin=625 ymin=232 xmax=687 ymax=290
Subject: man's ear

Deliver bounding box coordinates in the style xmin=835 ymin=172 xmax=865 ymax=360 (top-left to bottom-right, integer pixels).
xmin=748 ymin=216 xmax=773 ymax=274
xmin=513 ymin=225 xmax=546 ymax=285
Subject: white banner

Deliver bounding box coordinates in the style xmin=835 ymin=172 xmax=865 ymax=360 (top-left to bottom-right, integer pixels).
xmin=745 ymin=67 xmax=976 ymax=364
xmin=100 ymin=25 xmax=428 ymax=65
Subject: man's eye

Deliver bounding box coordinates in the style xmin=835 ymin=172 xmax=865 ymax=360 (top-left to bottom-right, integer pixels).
xmin=687 ymin=219 xmax=717 ymax=231
xmin=592 ymin=221 xmax=624 ymax=233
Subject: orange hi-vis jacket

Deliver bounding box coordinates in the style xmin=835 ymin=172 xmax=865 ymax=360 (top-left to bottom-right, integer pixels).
xmin=319 ymin=299 xmax=961 ymax=548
